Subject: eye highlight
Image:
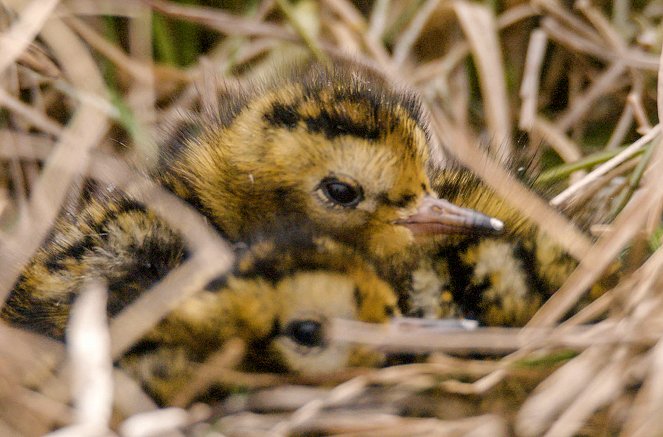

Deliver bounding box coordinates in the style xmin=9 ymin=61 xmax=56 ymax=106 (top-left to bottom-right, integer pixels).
xmin=284 ymin=319 xmax=325 ymax=347
xmin=319 ymin=177 xmax=363 ymax=208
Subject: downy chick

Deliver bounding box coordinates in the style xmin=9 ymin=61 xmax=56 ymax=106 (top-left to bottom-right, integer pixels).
xmin=406 ymin=167 xmax=612 ymax=326
xmin=3 ymin=58 xmax=503 ymax=336
xmin=2 ymin=58 xmax=501 ymax=335
xmin=117 ymin=230 xmax=398 ymax=404
xmin=158 ymin=57 xmax=503 ymax=260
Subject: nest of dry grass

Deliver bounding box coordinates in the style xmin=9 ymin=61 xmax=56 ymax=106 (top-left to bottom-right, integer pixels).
xmin=1 ymin=0 xmax=663 ymax=435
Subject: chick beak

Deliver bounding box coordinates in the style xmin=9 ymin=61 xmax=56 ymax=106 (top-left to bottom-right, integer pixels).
xmin=396 ymin=195 xmax=504 ymax=237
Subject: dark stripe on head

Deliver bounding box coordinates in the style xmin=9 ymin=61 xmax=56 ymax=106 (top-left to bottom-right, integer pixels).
xmin=264 ymin=102 xmax=301 ymax=129
xmin=303 ymin=109 xmax=380 ymax=141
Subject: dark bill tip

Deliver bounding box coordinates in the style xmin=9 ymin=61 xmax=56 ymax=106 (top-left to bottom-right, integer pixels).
xmin=396 ymin=195 xmax=505 ymax=237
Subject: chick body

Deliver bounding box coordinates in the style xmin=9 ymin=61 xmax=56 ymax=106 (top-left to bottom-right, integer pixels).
xmin=116 ymin=231 xmax=399 ymax=404
xmin=2 ymin=192 xmax=184 ymax=338
xmin=406 ymin=167 xmax=610 ymax=326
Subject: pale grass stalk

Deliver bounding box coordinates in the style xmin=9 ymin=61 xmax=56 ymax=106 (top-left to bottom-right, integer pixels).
xmin=412 ymin=3 xmax=537 ymax=84
xmin=0 ymin=130 xmax=53 ymax=159
xmin=327 ymin=20 xmax=363 ymax=54
xmin=144 ymin=0 xmax=295 ymax=40
xmin=0 ymin=87 xmax=63 ymax=135
xmin=170 ymin=338 xmax=245 ymax=407
xmin=275 ymin=0 xmax=326 ymax=63
xmin=66 ymin=17 xmax=192 ymax=84
xmin=0 ymin=324 xmax=64 ymax=388
xmin=323 ymin=0 xmax=392 ymax=71
xmin=127 ymin=4 xmax=158 ymax=168
xmin=391 ymin=0 xmax=438 ymax=67
xmin=65 ymin=281 xmax=113 ymax=434
xmin=440 ymin=369 xmax=507 ymax=395
xmin=561 ymin=159 xmax=634 ymax=217
xmin=534 ymin=0 xmax=604 ymax=44
xmin=620 ymin=248 xmax=663 ymax=313
xmin=296 ymin=414 xmax=507 ymax=437
xmin=532 ymin=116 xmax=582 ymax=162
xmin=543 ymin=347 xmax=631 ymax=437
xmin=0 ymin=0 xmax=60 ymax=76
xmin=447 ymin=62 xmax=470 ymax=128
xmin=453 ymin=1 xmax=512 ymax=162
xmin=9 ymin=387 xmax=73 ymax=428
xmin=269 ymin=374 xmax=370 ymax=436
xmin=576 ymin=0 xmax=629 ymax=52
xmin=529 ymin=91 xmax=663 ymax=328
xmin=428 ymin=105 xmax=592 ymax=259
xmin=0 ymin=16 xmax=110 ymax=303
xmin=198 ymin=57 xmax=221 ymax=125
xmin=427 ymin=353 xmax=506 ymax=375
xmin=516 ymin=346 xmax=612 ymax=436
xmin=540 ymin=17 xmax=658 ymax=72
xmin=519 ymin=29 xmax=548 ymax=131
xmin=332 ymin=318 xmax=524 ymax=353
xmin=119 ymin=408 xmax=189 ymax=437
xmin=239 ymin=386 xmax=331 ymax=413
xmin=6 ymin=134 xmax=28 ymax=213
xmin=58 ymin=0 xmax=143 ymax=18
xmin=109 ymin=262 xmax=228 ymax=359
xmin=556 ymin=62 xmax=627 ymax=132
xmin=605 ymin=104 xmax=634 ymax=149
xmin=528 ymin=188 xmax=663 ymax=328
xmin=551 ymin=125 xmax=659 ymax=207
xmin=627 ymin=91 xmax=653 ymax=133
xmin=621 ymin=331 xmax=663 ymax=436
xmin=324 ymin=0 xmax=367 ymax=32
xmin=112 ymin=369 xmax=159 ymax=418
xmin=368 ymin=0 xmax=390 ymax=40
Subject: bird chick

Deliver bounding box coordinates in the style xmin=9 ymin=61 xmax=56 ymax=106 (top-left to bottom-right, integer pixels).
xmin=115 ymin=230 xmax=399 ymax=404
xmin=3 ymin=58 xmax=502 ymax=338
xmin=406 ymin=166 xmax=609 ymax=326
xmin=159 ymin=57 xmax=503 ymax=261
xmin=1 ymin=192 xmax=185 ymax=338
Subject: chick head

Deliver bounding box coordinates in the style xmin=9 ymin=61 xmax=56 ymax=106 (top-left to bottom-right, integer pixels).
xmin=166 ymin=59 xmax=502 ymax=259
xmin=204 ymin=232 xmax=398 ymax=374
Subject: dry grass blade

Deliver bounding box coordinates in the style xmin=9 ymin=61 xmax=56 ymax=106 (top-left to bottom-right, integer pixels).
xmin=0 ymin=0 xmax=60 ymax=76
xmin=428 ymin=107 xmax=592 ymax=260
xmin=555 ymin=62 xmax=627 ymax=132
xmin=169 ymin=338 xmax=246 ymax=407
xmin=58 ymin=281 xmax=112 ymax=435
xmin=551 ymin=125 xmax=659 ymax=207
xmin=620 ymin=328 xmax=663 ymax=436
xmin=515 ymin=346 xmax=609 ymax=436
xmin=391 ymin=0 xmax=438 ymax=67
xmin=1 ymin=1 xmax=662 ymax=435
xmin=519 ymin=29 xmax=547 ymax=131
xmin=531 ymin=116 xmax=582 ymax=163
xmin=144 ymin=0 xmax=294 ymax=40
xmin=119 ymin=407 xmax=189 ymax=437
xmin=541 ymin=347 xmax=630 ymax=437
xmin=332 ymin=319 xmax=524 ymax=354
xmin=0 ymin=87 xmax=63 ymax=136
xmin=0 ymin=15 xmax=109 ymax=302
xmin=453 ymin=1 xmax=512 ymax=162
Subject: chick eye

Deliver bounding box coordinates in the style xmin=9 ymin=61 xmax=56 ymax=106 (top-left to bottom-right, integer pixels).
xmin=284 ymin=320 xmax=325 ymax=347
xmin=320 ymin=177 xmax=363 ymax=207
